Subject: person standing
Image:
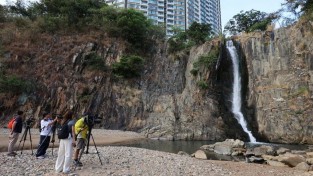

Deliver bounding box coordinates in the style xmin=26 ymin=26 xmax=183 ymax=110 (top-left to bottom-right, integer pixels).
xmin=36 ymin=112 xmax=56 ymax=159
xmin=55 ymin=111 xmax=76 ymax=174
xmin=73 ymin=115 xmax=88 ymax=166
xmin=7 ymin=110 xmax=24 ymax=156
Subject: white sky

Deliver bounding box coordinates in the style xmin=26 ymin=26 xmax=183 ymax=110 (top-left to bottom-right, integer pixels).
xmin=221 ymin=0 xmax=285 ymax=28
xmin=1 ymin=0 xmax=286 ymax=29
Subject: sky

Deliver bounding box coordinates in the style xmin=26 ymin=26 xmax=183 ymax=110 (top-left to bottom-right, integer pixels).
xmin=220 ymin=0 xmax=285 ymax=28
xmin=1 ymin=0 xmax=286 ymax=29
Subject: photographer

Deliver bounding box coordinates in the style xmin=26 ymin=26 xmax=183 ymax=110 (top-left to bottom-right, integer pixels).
xmin=35 ymin=112 xmax=56 ymax=159
xmin=55 ymin=111 xmax=76 ymax=174
xmin=7 ymin=110 xmax=24 ymax=156
xmin=73 ymin=115 xmax=89 ymax=166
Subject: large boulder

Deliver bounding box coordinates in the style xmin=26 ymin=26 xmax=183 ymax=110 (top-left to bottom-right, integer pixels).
xmin=295 ymin=162 xmax=310 ymax=171
xmin=277 ymin=147 xmax=290 ymax=155
xmin=209 ymin=139 xmax=246 ymax=155
xmin=253 ymin=145 xmax=275 ymax=156
xmin=276 ymin=153 xmax=306 ymax=167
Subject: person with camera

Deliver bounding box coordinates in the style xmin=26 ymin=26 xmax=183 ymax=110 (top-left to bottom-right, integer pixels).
xmin=55 ymin=111 xmax=76 ymax=174
xmin=35 ymin=112 xmax=56 ymax=159
xmin=73 ymin=115 xmax=89 ymax=166
xmin=7 ymin=110 xmax=24 ymax=156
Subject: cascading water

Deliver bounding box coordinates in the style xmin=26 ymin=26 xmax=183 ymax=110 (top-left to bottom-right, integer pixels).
xmin=226 ymin=40 xmax=256 ymax=143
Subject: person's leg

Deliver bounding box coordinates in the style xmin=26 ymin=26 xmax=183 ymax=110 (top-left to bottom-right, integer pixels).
xmin=41 ymin=136 xmax=51 ymax=156
xmin=63 ymin=138 xmax=73 ymax=173
xmin=8 ymin=133 xmax=19 ymax=154
xmin=36 ymin=135 xmax=45 ymax=157
xmin=55 ymin=139 xmax=65 ymax=172
xmin=74 ymin=138 xmax=84 ymax=166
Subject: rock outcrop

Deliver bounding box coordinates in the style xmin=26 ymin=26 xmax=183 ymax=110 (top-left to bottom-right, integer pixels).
xmin=238 ymin=21 xmax=313 ymax=143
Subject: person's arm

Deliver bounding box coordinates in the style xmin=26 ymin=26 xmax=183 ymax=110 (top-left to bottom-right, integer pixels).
xmin=48 ymin=118 xmax=57 ymax=126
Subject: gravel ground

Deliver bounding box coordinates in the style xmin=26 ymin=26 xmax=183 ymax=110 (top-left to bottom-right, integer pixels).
xmin=0 ymin=128 xmax=309 ymax=176
xmin=1 ymin=145 xmax=309 ymax=176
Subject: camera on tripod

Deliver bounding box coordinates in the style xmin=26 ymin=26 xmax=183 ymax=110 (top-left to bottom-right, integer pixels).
xmin=84 ymin=115 xmax=101 ymax=128
xmin=25 ymin=117 xmax=35 ymax=127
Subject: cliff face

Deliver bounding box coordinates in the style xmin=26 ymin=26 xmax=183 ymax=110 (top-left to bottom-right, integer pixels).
xmin=238 ymin=21 xmax=313 ymax=144
xmin=3 ymin=21 xmax=313 ymax=143
xmin=1 ymin=29 xmax=238 ymax=141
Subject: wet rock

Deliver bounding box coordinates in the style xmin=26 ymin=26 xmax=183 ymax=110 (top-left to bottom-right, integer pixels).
xmin=277 ymin=147 xmax=291 ymax=155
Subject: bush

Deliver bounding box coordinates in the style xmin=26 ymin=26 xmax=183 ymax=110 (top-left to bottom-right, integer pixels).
xmin=0 ymin=75 xmax=36 ymax=94
xmin=192 ymin=47 xmax=219 ymax=74
xmin=197 ymin=80 xmax=209 ymax=89
xmin=84 ymin=52 xmax=107 ymax=71
xmin=112 ymin=55 xmax=144 ymax=78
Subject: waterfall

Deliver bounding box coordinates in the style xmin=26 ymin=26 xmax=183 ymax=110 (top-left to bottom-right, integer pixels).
xmin=226 ymin=40 xmax=256 ymax=143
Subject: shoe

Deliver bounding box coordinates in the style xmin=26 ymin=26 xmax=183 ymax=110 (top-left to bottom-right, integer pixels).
xmin=12 ymin=152 xmax=18 ymax=155
xmin=73 ymin=160 xmax=83 ymax=166
xmin=36 ymin=156 xmax=45 ymax=159
xmin=63 ymin=170 xmax=70 ymax=174
xmin=7 ymin=153 xmax=16 ymax=156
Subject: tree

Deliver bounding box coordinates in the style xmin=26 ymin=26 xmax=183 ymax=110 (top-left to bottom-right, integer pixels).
xmin=283 ymin=0 xmax=313 ymax=15
xmin=186 ymin=22 xmax=212 ymax=45
xmin=116 ymin=9 xmax=152 ymax=47
xmin=224 ymin=10 xmax=276 ymax=35
xmin=0 ymin=5 xmax=8 ymax=22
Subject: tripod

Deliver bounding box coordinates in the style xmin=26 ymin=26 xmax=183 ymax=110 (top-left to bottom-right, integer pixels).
xmin=74 ymin=126 xmax=103 ymax=170
xmin=17 ymin=124 xmax=33 ymax=155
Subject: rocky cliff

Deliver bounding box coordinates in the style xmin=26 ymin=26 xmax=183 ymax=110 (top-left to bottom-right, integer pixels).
xmin=238 ymin=21 xmax=313 ymax=144
xmin=1 ymin=28 xmax=244 ymax=141
xmin=2 ymin=20 xmax=313 ymax=144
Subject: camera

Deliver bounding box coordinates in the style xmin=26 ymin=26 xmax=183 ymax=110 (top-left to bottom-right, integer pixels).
xmin=53 ymin=113 xmax=63 ymax=119
xmin=25 ymin=117 xmax=35 ymax=127
xmin=84 ymin=114 xmax=101 ymax=127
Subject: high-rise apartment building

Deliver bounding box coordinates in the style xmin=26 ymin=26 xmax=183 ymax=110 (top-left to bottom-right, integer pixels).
xmin=105 ymin=0 xmax=221 ymax=36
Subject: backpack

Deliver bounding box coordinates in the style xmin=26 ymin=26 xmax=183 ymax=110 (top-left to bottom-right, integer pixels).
xmin=57 ymin=120 xmax=70 ymax=139
xmin=7 ymin=117 xmax=16 ymax=129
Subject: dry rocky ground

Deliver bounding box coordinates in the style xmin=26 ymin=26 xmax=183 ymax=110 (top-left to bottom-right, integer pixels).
xmin=0 ymin=128 xmax=310 ymax=176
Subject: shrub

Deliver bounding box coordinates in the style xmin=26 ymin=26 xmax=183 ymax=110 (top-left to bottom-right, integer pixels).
xmin=112 ymin=55 xmax=144 ymax=78
xmin=0 ymin=75 xmax=36 ymax=94
xmin=192 ymin=47 xmax=219 ymax=75
xmin=84 ymin=52 xmax=107 ymax=71
xmin=197 ymin=80 xmax=209 ymax=89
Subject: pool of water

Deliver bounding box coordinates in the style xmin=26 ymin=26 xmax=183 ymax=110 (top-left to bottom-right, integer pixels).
xmin=114 ymin=139 xmax=310 ymax=161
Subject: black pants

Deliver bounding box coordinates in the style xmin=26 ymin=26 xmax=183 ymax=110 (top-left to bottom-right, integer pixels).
xmin=36 ymin=135 xmax=51 ymax=157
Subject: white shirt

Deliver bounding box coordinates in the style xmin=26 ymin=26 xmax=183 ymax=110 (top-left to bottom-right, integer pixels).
xmin=40 ymin=119 xmax=53 ymax=136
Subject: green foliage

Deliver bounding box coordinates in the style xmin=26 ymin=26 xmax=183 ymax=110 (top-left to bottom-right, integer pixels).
xmin=168 ymin=31 xmax=188 ymax=53
xmin=190 ymin=69 xmax=198 ymax=76
xmin=0 ymin=5 xmax=9 ymax=22
xmin=187 ymin=22 xmax=212 ymax=44
xmin=192 ymin=47 xmax=219 ymax=75
xmin=197 ymin=80 xmax=209 ymax=89
xmin=84 ymin=52 xmax=107 ymax=71
xmin=224 ymin=10 xmax=276 ymax=35
xmin=115 ymin=9 xmax=153 ymax=47
xmin=112 ymin=55 xmax=144 ymax=78
xmin=5 ymin=1 xmax=165 ymax=51
xmin=168 ymin=22 xmax=213 ymax=53
xmin=283 ymin=0 xmax=313 ymax=15
xmin=0 ymin=75 xmax=36 ymax=94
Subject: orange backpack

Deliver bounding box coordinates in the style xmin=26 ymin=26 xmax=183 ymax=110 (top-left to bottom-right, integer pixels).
xmin=7 ymin=117 xmax=16 ymax=129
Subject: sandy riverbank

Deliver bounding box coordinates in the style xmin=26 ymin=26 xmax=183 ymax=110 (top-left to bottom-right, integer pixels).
xmin=0 ymin=128 xmax=310 ymax=176
xmin=0 ymin=128 xmax=145 ymax=152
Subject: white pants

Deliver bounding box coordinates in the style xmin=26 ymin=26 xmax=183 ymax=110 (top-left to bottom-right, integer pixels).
xmin=55 ymin=137 xmax=73 ymax=173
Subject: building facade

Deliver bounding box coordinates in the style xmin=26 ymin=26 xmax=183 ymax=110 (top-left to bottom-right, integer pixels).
xmin=105 ymin=0 xmax=221 ymax=36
